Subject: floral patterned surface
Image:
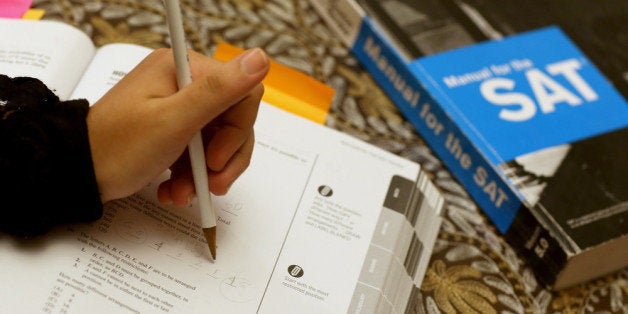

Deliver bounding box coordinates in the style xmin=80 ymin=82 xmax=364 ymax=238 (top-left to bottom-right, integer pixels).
xmin=33 ymin=0 xmax=627 ymax=313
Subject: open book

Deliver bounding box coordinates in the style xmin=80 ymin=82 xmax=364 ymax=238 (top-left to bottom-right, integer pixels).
xmin=0 ymin=18 xmax=151 ymax=103
xmin=0 ymin=18 xmax=444 ymax=313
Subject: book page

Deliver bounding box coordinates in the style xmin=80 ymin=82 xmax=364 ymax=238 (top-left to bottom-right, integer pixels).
xmin=0 ymin=102 xmax=436 ymax=313
xmin=69 ymin=43 xmax=152 ymax=104
xmin=0 ymin=37 xmax=443 ymax=311
xmin=0 ymin=18 xmax=96 ymax=99
xmin=256 ymin=105 xmax=443 ymax=313
xmin=0 ymin=108 xmax=315 ymax=312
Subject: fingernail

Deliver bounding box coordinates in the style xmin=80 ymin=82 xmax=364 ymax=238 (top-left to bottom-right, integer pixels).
xmin=240 ymin=48 xmax=269 ymax=76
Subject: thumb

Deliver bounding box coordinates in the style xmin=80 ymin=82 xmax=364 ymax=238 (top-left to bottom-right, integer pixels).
xmin=166 ymin=48 xmax=270 ymax=127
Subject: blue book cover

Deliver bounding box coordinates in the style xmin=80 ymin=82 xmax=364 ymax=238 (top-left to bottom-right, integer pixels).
xmin=413 ymin=26 xmax=627 ymax=164
xmin=410 ymin=26 xmax=628 ymax=232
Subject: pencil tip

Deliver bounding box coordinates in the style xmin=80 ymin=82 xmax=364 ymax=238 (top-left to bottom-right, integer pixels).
xmin=203 ymin=227 xmax=217 ymax=260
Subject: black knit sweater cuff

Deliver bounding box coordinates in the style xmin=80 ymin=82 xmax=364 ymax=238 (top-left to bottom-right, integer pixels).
xmin=0 ymin=75 xmax=103 ymax=237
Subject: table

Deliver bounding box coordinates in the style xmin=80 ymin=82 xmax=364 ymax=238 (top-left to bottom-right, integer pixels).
xmin=34 ymin=0 xmax=627 ymax=312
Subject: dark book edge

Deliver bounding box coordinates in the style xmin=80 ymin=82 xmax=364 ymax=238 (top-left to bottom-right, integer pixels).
xmin=504 ymin=204 xmax=567 ymax=287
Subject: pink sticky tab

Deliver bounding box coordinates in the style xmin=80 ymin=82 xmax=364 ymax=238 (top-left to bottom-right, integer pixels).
xmin=0 ymin=0 xmax=33 ymax=18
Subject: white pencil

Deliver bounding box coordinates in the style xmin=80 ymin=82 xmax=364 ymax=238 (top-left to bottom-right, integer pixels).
xmin=164 ymin=0 xmax=217 ymax=260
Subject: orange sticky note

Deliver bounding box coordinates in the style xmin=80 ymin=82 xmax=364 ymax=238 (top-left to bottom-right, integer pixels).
xmin=214 ymin=42 xmax=334 ymax=125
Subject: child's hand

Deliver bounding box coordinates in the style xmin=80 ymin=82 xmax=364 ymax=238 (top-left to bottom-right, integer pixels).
xmin=87 ymin=47 xmax=270 ymax=205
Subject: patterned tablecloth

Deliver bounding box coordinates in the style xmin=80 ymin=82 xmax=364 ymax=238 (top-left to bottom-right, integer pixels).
xmin=33 ymin=0 xmax=627 ymax=313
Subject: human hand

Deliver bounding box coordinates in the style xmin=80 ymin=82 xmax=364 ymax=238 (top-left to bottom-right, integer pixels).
xmin=87 ymin=47 xmax=269 ymax=205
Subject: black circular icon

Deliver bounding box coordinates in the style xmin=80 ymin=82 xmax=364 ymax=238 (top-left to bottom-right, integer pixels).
xmin=287 ymin=265 xmax=304 ymax=278
xmin=318 ymin=185 xmax=333 ymax=197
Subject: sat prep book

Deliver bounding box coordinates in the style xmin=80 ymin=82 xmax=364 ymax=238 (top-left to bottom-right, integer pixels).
xmin=310 ymin=0 xmax=628 ymax=289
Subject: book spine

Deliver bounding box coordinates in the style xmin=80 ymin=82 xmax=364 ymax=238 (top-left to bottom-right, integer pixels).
xmin=352 ymin=18 xmax=520 ymax=232
xmin=328 ymin=4 xmax=569 ymax=287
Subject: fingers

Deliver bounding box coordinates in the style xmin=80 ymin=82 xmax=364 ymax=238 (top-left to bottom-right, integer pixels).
xmin=209 ymin=131 xmax=255 ymax=195
xmin=157 ymin=171 xmax=195 ymax=206
xmin=153 ymin=47 xmax=269 ymax=207
xmin=164 ymin=48 xmax=270 ymax=132
xmin=205 ymin=84 xmax=263 ymax=171
xmin=157 ymin=131 xmax=255 ymax=205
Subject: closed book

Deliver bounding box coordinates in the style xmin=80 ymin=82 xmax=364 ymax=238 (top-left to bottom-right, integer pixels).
xmin=310 ymin=0 xmax=628 ymax=290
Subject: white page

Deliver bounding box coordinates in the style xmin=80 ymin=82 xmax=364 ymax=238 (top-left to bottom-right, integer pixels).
xmin=0 ymin=102 xmax=432 ymax=313
xmin=0 ymin=109 xmax=316 ymax=312
xmin=0 ymin=18 xmax=96 ymax=99
xmin=0 ymin=37 xmax=443 ymax=311
xmin=69 ymin=43 xmax=152 ymax=104
xmin=255 ymin=105 xmax=424 ymax=313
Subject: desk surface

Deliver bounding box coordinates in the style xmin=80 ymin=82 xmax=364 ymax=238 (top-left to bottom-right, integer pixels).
xmin=36 ymin=0 xmax=626 ymax=312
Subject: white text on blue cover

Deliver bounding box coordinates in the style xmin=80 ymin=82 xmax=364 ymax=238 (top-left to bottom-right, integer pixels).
xmin=444 ymin=58 xmax=598 ymax=122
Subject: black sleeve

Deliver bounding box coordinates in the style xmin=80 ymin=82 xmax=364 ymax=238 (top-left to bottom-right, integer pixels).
xmin=0 ymin=75 xmax=103 ymax=237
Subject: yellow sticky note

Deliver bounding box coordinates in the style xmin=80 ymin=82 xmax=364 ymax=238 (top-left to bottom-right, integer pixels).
xmin=214 ymin=42 xmax=334 ymax=125
xmin=22 ymin=8 xmax=44 ymax=20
